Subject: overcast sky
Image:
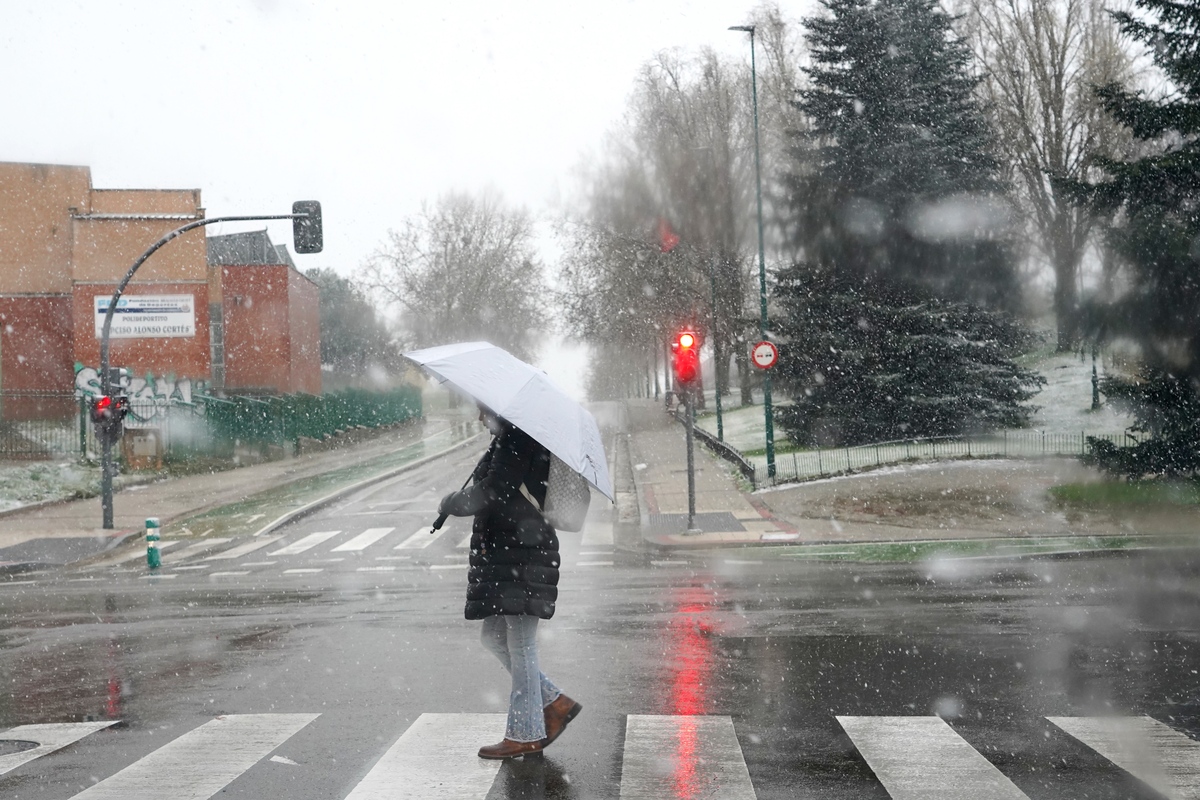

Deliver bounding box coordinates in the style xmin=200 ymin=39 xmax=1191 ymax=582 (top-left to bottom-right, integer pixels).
xmin=1 ymin=0 xmax=806 ymax=393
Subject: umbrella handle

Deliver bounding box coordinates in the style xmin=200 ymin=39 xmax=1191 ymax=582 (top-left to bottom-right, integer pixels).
xmin=430 ymin=471 xmax=475 ymax=533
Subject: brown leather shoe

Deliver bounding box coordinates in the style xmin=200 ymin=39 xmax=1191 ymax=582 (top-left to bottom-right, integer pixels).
xmin=543 ymin=693 xmax=583 ymax=746
xmin=478 ymin=738 xmax=546 ymax=760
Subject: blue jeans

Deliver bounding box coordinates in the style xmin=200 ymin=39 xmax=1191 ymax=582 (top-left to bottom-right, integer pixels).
xmin=480 ymin=615 xmax=561 ymax=742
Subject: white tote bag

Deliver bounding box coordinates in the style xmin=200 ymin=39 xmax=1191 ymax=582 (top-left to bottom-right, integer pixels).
xmin=521 ymin=454 xmax=591 ymax=532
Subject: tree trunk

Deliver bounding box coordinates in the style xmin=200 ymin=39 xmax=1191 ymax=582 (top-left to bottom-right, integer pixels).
xmin=1053 ymin=224 xmax=1081 ymax=352
xmin=736 ymin=330 xmax=752 ymax=405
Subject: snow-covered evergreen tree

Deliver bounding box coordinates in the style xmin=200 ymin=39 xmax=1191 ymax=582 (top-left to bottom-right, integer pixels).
xmin=1072 ymin=0 xmax=1200 ymax=477
xmin=774 ymin=0 xmax=1040 ymax=446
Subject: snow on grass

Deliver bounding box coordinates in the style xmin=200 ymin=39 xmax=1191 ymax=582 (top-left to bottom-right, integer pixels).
xmin=0 ymin=461 xmax=99 ymax=513
xmin=696 ymin=351 xmax=1136 ymax=454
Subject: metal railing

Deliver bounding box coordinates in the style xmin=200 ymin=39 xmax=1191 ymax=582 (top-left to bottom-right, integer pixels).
xmin=689 ymin=427 xmax=1138 ymax=489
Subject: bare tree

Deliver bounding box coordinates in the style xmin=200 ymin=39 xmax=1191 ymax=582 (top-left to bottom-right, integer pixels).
xmin=361 ymin=191 xmax=547 ymax=361
xmin=962 ymin=0 xmax=1135 ymax=350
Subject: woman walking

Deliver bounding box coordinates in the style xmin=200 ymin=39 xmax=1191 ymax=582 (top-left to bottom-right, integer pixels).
xmin=438 ymin=406 xmax=583 ymax=759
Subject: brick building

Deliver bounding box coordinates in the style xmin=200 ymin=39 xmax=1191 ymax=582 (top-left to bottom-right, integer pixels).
xmin=0 ymin=161 xmax=319 ymax=417
xmin=207 ymin=230 xmax=320 ymax=394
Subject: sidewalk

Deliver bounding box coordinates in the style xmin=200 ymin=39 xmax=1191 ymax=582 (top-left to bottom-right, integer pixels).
xmin=616 ymin=399 xmax=1200 ymax=551
xmin=620 ymin=400 xmax=800 ymax=548
xmin=0 ymin=413 xmax=482 ymax=573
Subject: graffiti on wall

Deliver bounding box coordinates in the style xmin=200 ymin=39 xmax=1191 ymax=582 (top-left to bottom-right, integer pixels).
xmin=74 ymin=364 xmax=200 ymax=424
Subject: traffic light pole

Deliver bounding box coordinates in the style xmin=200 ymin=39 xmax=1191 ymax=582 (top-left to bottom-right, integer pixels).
xmin=684 ymin=389 xmax=699 ymax=534
xmin=97 ymin=212 xmax=314 ymax=529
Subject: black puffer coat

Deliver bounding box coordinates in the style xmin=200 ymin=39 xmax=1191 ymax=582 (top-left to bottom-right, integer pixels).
xmin=438 ymin=424 xmax=559 ymax=620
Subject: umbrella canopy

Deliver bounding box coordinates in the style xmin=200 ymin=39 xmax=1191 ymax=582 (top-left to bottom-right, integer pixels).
xmin=405 ymin=341 xmax=613 ymax=501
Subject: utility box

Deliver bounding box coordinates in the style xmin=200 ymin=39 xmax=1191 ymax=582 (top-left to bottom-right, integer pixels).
xmin=122 ymin=428 xmax=163 ymax=470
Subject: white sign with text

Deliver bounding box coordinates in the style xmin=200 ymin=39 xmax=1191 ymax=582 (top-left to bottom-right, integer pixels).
xmin=94 ymin=295 xmax=196 ymax=339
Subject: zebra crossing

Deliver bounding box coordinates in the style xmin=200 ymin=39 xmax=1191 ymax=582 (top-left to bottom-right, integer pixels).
xmin=3 ymin=713 xmax=1198 ymax=798
xmin=76 ymin=521 xmax=624 ymax=582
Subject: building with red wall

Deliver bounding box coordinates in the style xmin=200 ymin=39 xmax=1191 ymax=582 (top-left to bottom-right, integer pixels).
xmin=208 ymin=230 xmax=320 ymax=395
xmin=0 ymin=162 xmax=320 ymax=417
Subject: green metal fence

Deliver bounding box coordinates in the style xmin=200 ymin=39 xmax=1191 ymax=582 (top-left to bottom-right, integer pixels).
xmin=0 ymin=387 xmax=423 ymax=462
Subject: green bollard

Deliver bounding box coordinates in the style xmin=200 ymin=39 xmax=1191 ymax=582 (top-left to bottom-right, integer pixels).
xmin=146 ymin=517 xmax=161 ymax=569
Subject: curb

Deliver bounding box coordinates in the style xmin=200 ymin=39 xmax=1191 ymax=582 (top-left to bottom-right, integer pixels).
xmin=248 ymin=432 xmax=485 ymax=537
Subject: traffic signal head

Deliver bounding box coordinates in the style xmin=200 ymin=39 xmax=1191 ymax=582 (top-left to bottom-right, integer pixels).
xmin=90 ymin=395 xmax=127 ymax=444
xmin=292 ymin=200 xmax=323 ymax=254
xmin=672 ymin=330 xmax=700 ymax=386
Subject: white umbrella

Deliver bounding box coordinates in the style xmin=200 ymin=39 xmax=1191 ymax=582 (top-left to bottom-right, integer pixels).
xmin=404 ymin=341 xmax=613 ymax=501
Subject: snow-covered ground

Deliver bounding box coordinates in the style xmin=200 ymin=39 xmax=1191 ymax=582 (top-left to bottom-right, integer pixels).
xmin=696 ymin=351 xmax=1135 ymax=456
xmin=0 ymin=461 xmax=99 ymax=514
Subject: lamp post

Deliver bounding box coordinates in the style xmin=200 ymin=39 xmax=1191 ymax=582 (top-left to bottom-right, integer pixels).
xmin=729 ymin=23 xmax=776 ymax=478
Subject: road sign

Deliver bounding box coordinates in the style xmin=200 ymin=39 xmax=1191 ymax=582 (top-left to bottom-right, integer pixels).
xmin=752 ymin=341 xmax=778 ymax=370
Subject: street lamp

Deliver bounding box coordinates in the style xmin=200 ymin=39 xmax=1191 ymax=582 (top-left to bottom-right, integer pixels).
xmin=729 ymin=23 xmax=776 ymax=478
xmin=96 ymin=203 xmax=322 ymax=528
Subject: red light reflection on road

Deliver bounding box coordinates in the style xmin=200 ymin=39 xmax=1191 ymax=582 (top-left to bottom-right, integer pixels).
xmin=665 ymin=586 xmax=717 ymax=799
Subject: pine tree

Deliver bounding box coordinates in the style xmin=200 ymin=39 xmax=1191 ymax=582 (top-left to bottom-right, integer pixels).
xmin=788 ymin=0 xmax=1019 ymax=308
xmin=774 ymin=264 xmax=1043 ymax=446
xmin=1073 ymin=0 xmax=1200 ymax=477
xmin=774 ymin=0 xmax=1041 ymax=447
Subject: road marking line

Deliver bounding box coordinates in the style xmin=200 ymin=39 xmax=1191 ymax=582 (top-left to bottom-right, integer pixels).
xmin=283 ymin=568 xmax=323 ymax=575
xmin=581 ymin=522 xmax=614 ymax=547
xmin=240 ymin=561 xmax=277 ymax=567
xmin=456 ymin=533 xmax=472 ymax=549
xmin=270 ymin=530 xmax=342 ymax=555
xmin=344 ymin=713 xmax=505 ymax=799
xmin=244 ymin=514 xmax=266 ymax=524
xmin=620 ymin=715 xmax=755 ymax=800
xmin=1 ymin=580 xmax=39 ymax=586
xmin=357 ymin=566 xmax=397 ymax=572
xmin=1048 ymin=716 xmax=1200 ymax=799
xmin=577 ymin=561 xmax=614 ymax=567
xmin=394 ymin=528 xmax=443 ymax=550
xmin=68 ymin=713 xmax=318 ymax=799
xmin=333 ymin=527 xmax=395 ymax=552
xmin=138 ymin=573 xmax=177 ymax=579
xmin=374 ymin=556 xmax=412 ymax=561
xmin=204 ymin=535 xmax=285 ymax=561
xmin=580 ymin=550 xmax=613 ymax=556
xmin=0 ymin=721 xmax=119 ymax=776
xmin=650 ymin=560 xmax=689 ymax=567
xmin=208 ymin=571 xmax=250 ymax=577
xmin=837 ymin=716 xmax=1029 ymax=799
xmin=429 ymin=563 xmax=466 ymax=570
xmin=170 ymin=538 xmax=234 ymax=561
xmin=171 ymin=566 xmax=209 ymax=571
xmin=723 ymin=559 xmax=765 ymax=565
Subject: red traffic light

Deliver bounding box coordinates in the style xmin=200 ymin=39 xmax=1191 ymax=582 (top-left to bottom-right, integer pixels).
xmin=672 ymin=330 xmax=700 ymax=385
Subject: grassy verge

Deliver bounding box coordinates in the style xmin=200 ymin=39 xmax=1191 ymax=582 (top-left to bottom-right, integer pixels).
xmin=1050 ymin=480 xmax=1200 ymax=508
xmin=755 ymin=534 xmax=1197 ymax=563
xmin=161 ymin=428 xmax=479 ymax=541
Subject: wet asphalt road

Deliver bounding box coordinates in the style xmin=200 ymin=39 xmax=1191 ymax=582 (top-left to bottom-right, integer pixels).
xmin=2 ymin=445 xmax=1199 ymax=798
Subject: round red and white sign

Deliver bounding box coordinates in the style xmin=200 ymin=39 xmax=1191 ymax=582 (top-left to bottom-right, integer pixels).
xmin=752 ymin=340 xmax=778 ymax=369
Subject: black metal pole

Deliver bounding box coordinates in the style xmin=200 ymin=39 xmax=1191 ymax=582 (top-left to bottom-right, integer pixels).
xmin=685 ymin=389 xmax=699 ymax=533
xmin=98 ymin=213 xmax=309 ymax=529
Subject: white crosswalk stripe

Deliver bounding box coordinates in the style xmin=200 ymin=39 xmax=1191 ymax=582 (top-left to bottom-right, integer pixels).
xmin=0 ymin=721 xmax=118 ymax=775
xmin=620 ymin=715 xmax=756 ymax=799
xmin=169 ymin=538 xmax=233 ymax=561
xmin=344 ymin=713 xmax=505 ymax=799
xmin=581 ymin=522 xmax=614 ymax=547
xmin=332 ymin=527 xmax=395 ymax=552
xmin=837 ymin=716 xmax=1029 ymax=799
xmin=1048 ymin=715 xmax=1200 ymax=800
xmin=393 ymin=528 xmax=444 ymax=549
xmin=68 ymin=713 xmax=318 ymax=799
xmin=204 ymin=535 xmax=284 ymax=561
xmin=270 ymin=530 xmax=342 ymax=555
